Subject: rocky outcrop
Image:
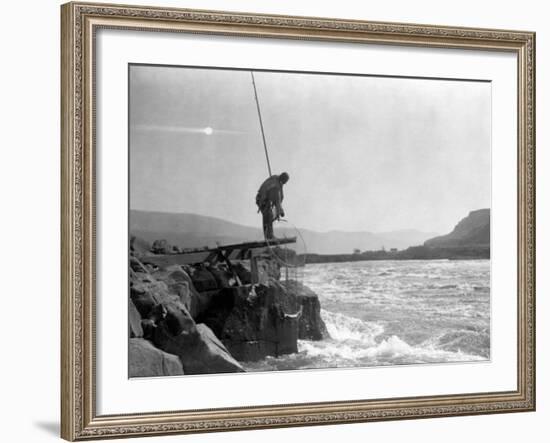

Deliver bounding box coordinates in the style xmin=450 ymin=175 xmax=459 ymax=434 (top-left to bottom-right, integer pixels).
xmin=232 ymin=263 xmax=252 ymax=285
xmin=153 ymin=319 xmax=244 ymax=374
xmin=129 ymin=300 xmax=144 ymax=338
xmin=158 ymin=266 xmax=200 ymax=314
xmin=131 ymin=268 xmax=193 ymax=314
xmin=129 ymin=262 xmax=244 ymax=375
xmin=221 ymin=284 xmax=300 ymax=361
xmin=186 ymin=265 xmax=218 ymax=292
xmin=128 ymin=248 xmax=328 ymax=373
xmin=424 ymin=209 xmax=490 ymax=248
xmin=282 ymin=281 xmax=329 ymax=340
xmin=195 ymin=283 xmax=312 ymax=362
xmin=208 ymin=267 xmax=234 ymax=289
xmin=195 ymin=324 xmax=246 ymax=373
xmin=129 ymin=338 xmax=184 ymax=377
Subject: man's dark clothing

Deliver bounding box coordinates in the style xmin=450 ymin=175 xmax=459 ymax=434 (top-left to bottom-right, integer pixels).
xmin=256 ymin=175 xmax=285 ymax=240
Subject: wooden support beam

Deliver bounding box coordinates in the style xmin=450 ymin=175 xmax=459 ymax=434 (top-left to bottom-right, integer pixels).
xmin=250 ymin=249 xmax=259 ymax=284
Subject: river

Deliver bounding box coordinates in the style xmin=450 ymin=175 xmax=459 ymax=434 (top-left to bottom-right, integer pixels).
xmin=243 ymin=259 xmax=490 ymax=371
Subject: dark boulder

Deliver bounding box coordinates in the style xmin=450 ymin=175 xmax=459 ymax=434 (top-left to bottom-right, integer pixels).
xmin=129 ymin=299 xmax=144 ymax=338
xmin=281 ymin=280 xmax=329 ymax=340
xmin=153 ymin=319 xmax=244 ymax=374
xmin=130 ymin=256 xmax=149 ymax=273
xmin=141 ymin=318 xmax=157 ymax=340
xmin=167 ymin=268 xmax=193 ymax=284
xmin=232 ymin=262 xmax=252 ymax=285
xmin=161 ymin=266 xmax=201 ymax=315
xmin=149 ymin=265 xmax=217 ymax=321
xmin=162 ymin=301 xmax=196 ymax=336
xmin=198 ymin=284 xmax=300 ymax=362
xmin=130 ymin=286 xmax=158 ymax=319
xmin=189 ymin=266 xmax=218 ymax=292
xmin=130 ymin=266 xmax=244 ymax=375
xmin=131 ymin=274 xmax=182 ymax=314
xmin=209 ymin=267 xmax=233 ymax=289
xmin=193 ymin=288 xmax=235 ymax=332
xmin=225 ymin=341 xmax=277 ymax=362
xmin=276 ymin=313 xmax=300 ymax=355
xmin=192 ymin=324 xmax=245 ymax=374
xmin=129 ymin=338 xmax=184 ymax=377
xmin=166 ymin=281 xmax=192 ymax=313
xmin=298 ymin=293 xmax=328 ymax=340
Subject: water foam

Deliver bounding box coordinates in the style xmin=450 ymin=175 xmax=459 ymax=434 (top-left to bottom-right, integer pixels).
xmin=297 ymin=310 xmax=487 ymax=367
xmin=245 ymin=260 xmax=490 ymax=372
xmin=321 ymin=309 xmax=384 ymax=344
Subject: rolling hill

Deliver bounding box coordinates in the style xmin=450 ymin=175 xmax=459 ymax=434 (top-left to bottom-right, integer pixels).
xmin=130 ymin=210 xmax=438 ymax=254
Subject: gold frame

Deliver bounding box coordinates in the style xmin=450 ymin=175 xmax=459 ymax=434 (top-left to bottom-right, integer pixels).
xmin=61 ymin=2 xmax=536 ymax=440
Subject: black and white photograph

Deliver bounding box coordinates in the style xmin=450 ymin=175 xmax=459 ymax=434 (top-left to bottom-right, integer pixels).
xmin=128 ymin=64 xmax=491 ymax=377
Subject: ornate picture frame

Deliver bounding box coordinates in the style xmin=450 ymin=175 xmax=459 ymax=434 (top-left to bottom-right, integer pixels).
xmin=61 ymin=1 xmax=535 ymax=440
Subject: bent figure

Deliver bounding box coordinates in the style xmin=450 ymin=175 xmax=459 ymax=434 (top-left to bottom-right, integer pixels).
xmin=256 ymin=172 xmax=289 ymax=240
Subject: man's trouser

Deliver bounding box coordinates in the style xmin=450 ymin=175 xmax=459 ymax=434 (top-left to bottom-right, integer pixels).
xmin=261 ymin=204 xmax=276 ymax=239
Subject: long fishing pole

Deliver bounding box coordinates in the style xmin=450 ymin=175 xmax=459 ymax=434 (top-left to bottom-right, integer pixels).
xmin=251 ymin=71 xmax=272 ymax=177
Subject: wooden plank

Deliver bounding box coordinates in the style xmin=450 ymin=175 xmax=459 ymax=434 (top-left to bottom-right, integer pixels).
xmin=205 ymin=237 xmax=297 ymax=254
xmin=250 ymin=249 xmax=259 ymax=284
xmin=141 ymin=251 xmax=211 ymax=267
xmin=217 ymin=237 xmax=297 ymax=253
xmin=140 ymin=237 xmax=297 ymax=267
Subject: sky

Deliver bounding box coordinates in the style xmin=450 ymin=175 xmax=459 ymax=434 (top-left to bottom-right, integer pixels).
xmin=129 ymin=64 xmax=491 ymax=234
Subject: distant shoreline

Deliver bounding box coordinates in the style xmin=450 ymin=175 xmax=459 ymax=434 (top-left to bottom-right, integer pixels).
xmin=300 ymin=245 xmax=490 ymax=264
xmin=301 ymin=257 xmax=490 ymax=265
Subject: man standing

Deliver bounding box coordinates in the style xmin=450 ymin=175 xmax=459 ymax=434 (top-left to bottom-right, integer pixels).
xmin=256 ymin=172 xmax=290 ymax=240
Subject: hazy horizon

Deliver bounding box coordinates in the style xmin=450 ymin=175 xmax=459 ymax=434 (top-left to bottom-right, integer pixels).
xmin=130 ymin=207 xmax=443 ymax=235
xmin=130 ymin=207 xmax=488 ymax=237
xmin=130 ymin=65 xmax=491 ymax=234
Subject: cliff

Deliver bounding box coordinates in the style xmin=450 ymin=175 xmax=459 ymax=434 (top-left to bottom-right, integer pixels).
xmin=128 ymin=239 xmax=328 ymax=376
xmin=424 ymin=209 xmax=490 ymax=248
xmin=298 ymin=209 xmax=491 ymax=263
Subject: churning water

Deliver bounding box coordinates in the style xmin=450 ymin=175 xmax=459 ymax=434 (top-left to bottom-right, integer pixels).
xmin=244 ymin=259 xmax=490 ymax=372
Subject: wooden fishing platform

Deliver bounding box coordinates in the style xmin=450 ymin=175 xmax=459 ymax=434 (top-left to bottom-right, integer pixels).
xmin=141 ymin=237 xmax=297 ymax=268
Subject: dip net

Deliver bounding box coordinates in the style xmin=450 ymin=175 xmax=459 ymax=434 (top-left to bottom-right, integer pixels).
xmin=264 ymin=219 xmax=307 ymax=286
